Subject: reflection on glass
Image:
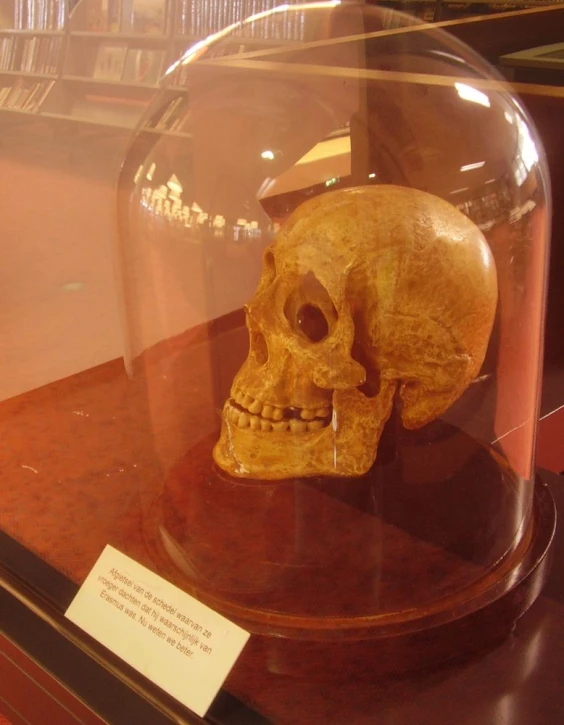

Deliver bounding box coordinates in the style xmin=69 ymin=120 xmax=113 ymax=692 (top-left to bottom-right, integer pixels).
xmin=455 ymin=81 xmax=491 ymax=108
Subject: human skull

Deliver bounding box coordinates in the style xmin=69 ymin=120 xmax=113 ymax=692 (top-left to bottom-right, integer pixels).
xmin=213 ymin=185 xmax=497 ymax=479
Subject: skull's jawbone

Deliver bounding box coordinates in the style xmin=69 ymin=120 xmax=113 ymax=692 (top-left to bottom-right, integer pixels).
xmin=213 ymin=418 xmax=377 ymax=480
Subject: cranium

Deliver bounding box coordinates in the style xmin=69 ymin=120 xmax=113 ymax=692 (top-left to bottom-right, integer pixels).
xmin=213 ymin=185 xmax=497 ymax=479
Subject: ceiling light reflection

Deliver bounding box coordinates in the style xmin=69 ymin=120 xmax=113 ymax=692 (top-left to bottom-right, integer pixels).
xmin=455 ymin=82 xmax=491 ymax=108
xmin=460 ymin=161 xmax=485 ymax=172
xmin=517 ymin=115 xmax=539 ymax=172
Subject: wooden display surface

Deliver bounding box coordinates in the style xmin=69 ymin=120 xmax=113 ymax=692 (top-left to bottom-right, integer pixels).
xmin=0 ymin=328 xmax=556 ymax=725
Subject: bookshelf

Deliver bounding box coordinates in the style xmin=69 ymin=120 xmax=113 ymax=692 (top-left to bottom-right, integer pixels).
xmin=37 ymin=0 xmax=170 ymax=130
xmin=16 ymin=0 xmax=312 ymax=133
xmin=47 ymin=0 xmax=315 ymax=133
xmin=0 ymin=0 xmax=65 ymax=114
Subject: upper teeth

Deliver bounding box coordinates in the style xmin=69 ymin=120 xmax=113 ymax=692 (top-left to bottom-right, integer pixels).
xmin=226 ymin=389 xmax=331 ymax=433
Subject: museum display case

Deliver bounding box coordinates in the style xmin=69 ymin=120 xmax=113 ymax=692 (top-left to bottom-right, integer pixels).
xmin=1 ymin=2 xmax=563 ymax=724
xmin=115 ymin=0 xmax=556 ymax=683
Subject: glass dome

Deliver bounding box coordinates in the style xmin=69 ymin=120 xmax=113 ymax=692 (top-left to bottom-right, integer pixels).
xmin=116 ymin=1 xmax=553 ymax=673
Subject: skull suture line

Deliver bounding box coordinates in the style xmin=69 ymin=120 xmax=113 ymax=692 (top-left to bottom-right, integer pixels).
xmin=213 ymin=185 xmax=498 ymax=479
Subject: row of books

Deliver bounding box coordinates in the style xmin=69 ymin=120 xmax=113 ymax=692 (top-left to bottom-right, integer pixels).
xmin=86 ymin=0 xmax=120 ymax=32
xmin=0 ymin=37 xmax=17 ymax=71
xmin=14 ymin=0 xmax=65 ymax=30
xmin=87 ymin=0 xmax=167 ymax=34
xmin=0 ymin=77 xmax=53 ymax=110
xmin=0 ymin=35 xmax=62 ymax=74
xmin=175 ymin=0 xmax=241 ymax=35
xmin=93 ymin=43 xmax=165 ymax=84
xmin=20 ymin=35 xmax=63 ymax=74
xmin=242 ymin=7 xmax=306 ymax=41
xmin=175 ymin=0 xmax=306 ymax=38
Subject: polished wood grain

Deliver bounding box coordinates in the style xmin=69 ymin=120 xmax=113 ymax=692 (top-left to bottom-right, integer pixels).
xmin=0 ymin=633 xmax=106 ymax=725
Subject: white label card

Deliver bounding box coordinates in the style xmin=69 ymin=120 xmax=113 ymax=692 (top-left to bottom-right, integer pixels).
xmin=65 ymin=545 xmax=250 ymax=717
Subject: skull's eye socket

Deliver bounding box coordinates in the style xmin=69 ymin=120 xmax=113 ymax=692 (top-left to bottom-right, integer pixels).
xmin=283 ymin=272 xmax=336 ymax=343
xmin=296 ymin=304 xmax=329 ymax=342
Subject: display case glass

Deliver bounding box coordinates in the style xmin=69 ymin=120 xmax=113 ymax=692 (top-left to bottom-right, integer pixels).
xmin=114 ymin=0 xmax=553 ymax=681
